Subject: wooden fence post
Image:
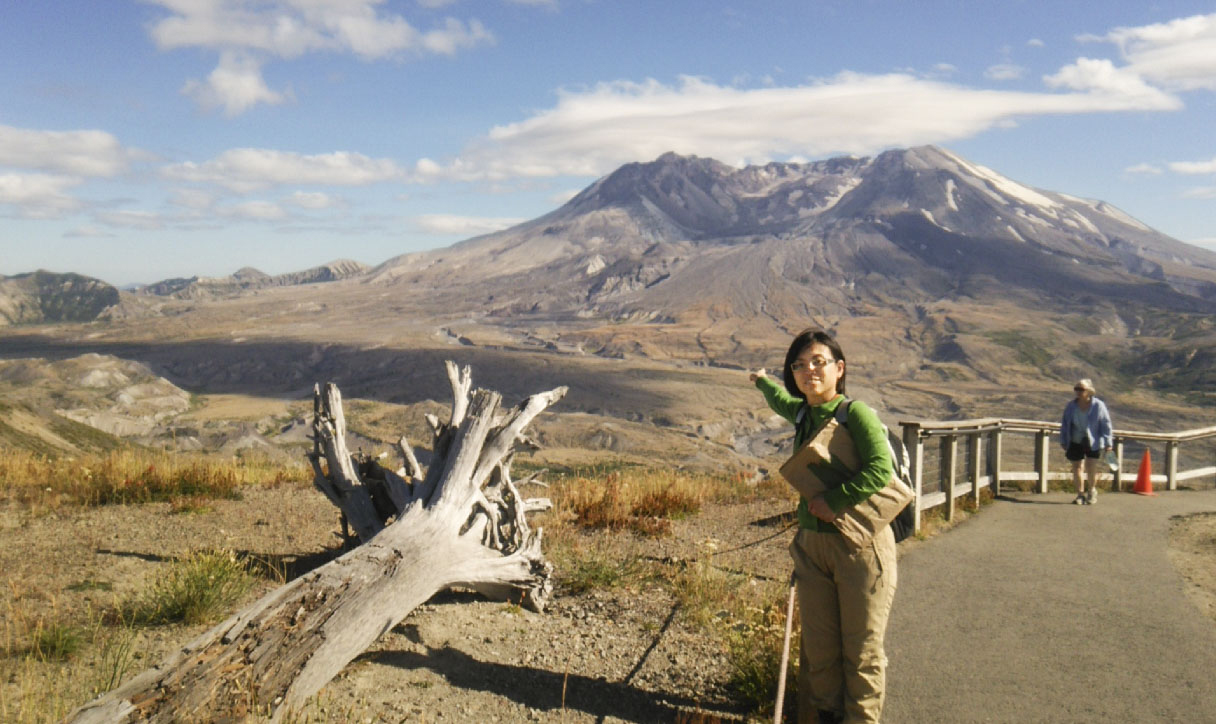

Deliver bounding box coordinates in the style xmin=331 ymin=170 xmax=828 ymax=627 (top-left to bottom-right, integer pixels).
xmin=1113 ymin=438 xmax=1124 ymax=492
xmin=1035 ymin=430 xmax=1050 ymax=494
xmin=968 ymin=433 xmax=981 ymax=507
xmin=988 ymin=428 xmax=1003 ymax=495
xmin=1166 ymin=441 xmax=1179 ymax=491
xmin=944 ymin=435 xmax=958 ymax=521
xmin=903 ymin=423 xmax=923 ymax=535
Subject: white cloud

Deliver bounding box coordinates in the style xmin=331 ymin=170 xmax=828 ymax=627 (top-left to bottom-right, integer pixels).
xmin=1123 ymin=162 xmax=1163 ymax=175
xmin=64 ymin=225 xmax=115 ymax=238
xmin=1028 ymin=38 xmax=1045 ymax=48
xmin=163 ymin=148 xmax=404 ymax=192
xmin=225 ymin=200 xmax=289 ymax=220
xmin=0 ymin=125 xmax=137 ymax=176
xmin=95 ymin=210 xmax=165 ymax=229
xmin=182 ymin=51 xmax=287 ymax=116
xmin=145 ymin=0 xmax=492 ymax=59
xmin=286 ymin=191 xmax=342 ymax=209
xmin=168 ymin=187 xmax=218 ymax=210
xmin=985 ymin=63 xmax=1025 ymax=81
xmin=0 ymin=173 xmax=83 ymax=218
xmin=1168 ymin=157 xmax=1216 ymax=174
xmin=1181 ymin=186 xmax=1216 ymax=199
xmin=145 ymin=0 xmax=495 ymax=113
xmin=413 ymin=213 xmax=525 ymax=235
xmin=1087 ymin=13 xmax=1216 ymax=91
xmin=413 ymin=72 xmax=1183 ymax=183
xmin=1044 ymin=57 xmax=1179 ymax=105
xmin=418 ymin=17 xmax=493 ymax=55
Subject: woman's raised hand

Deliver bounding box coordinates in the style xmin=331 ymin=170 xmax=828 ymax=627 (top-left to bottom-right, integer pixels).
xmin=749 ymin=368 xmax=767 ymax=383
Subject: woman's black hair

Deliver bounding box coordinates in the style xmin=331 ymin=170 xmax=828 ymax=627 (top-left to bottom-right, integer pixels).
xmin=782 ymin=327 xmax=847 ymax=399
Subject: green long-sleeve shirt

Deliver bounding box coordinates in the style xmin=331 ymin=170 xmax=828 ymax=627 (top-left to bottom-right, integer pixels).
xmin=755 ymin=376 xmax=894 ymax=532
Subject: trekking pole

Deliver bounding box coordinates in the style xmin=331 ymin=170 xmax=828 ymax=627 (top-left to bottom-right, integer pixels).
xmin=773 ymin=572 xmax=797 ymax=724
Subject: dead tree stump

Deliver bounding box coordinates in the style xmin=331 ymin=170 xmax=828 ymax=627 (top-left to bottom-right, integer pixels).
xmin=67 ymin=362 xmax=565 ymax=722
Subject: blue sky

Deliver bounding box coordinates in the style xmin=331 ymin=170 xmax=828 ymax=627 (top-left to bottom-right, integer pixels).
xmin=2 ymin=1 xmax=1215 ymax=287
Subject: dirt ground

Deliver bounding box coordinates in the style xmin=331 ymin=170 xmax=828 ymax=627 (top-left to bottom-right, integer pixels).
xmin=0 ymin=483 xmax=799 ymax=722
xmin=2 ymin=484 xmax=1213 ymax=723
xmin=1168 ymin=510 xmax=1216 ymax=626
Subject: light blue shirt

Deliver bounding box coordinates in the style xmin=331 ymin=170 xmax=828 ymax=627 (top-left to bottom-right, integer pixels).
xmin=1060 ymin=397 xmax=1113 ymax=450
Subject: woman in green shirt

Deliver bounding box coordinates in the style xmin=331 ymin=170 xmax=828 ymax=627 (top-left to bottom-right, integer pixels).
xmin=751 ymin=328 xmax=897 ymax=724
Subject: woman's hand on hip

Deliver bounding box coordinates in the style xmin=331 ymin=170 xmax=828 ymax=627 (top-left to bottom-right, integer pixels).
xmin=809 ymin=495 xmax=837 ymax=523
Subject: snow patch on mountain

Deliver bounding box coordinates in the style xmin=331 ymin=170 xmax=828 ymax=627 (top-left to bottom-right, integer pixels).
xmin=1097 ymin=202 xmax=1152 ymax=232
xmin=942 ymin=148 xmax=1061 ymax=209
xmin=815 ymin=178 xmax=861 ymax=214
xmin=1069 ymin=210 xmax=1100 ymax=235
xmin=920 ymin=209 xmax=951 ymax=231
xmin=945 ymin=179 xmax=960 ymax=211
xmin=1015 ymin=208 xmax=1053 ymax=228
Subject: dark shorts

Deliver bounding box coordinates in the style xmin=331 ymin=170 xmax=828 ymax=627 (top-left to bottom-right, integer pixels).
xmin=1065 ymin=442 xmax=1100 ymax=462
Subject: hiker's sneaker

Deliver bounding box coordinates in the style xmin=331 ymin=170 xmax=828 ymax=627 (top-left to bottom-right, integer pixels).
xmin=1087 ymin=488 xmax=1098 ymax=505
xmin=1073 ymin=493 xmax=1086 ymax=505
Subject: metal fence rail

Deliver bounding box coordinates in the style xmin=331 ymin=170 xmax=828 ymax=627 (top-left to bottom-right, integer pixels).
xmin=898 ymin=419 xmax=1216 ymax=534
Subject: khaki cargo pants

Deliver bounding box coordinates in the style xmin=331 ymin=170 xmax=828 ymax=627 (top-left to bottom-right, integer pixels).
xmin=790 ymin=526 xmax=897 ymax=723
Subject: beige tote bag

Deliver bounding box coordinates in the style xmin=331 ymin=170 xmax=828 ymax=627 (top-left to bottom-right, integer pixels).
xmin=779 ymin=415 xmax=912 ymax=548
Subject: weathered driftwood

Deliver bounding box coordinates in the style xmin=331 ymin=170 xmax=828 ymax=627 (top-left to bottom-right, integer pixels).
xmin=67 ymin=362 xmax=565 ymax=723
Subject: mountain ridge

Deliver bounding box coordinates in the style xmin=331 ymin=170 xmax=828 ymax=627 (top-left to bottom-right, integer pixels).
xmin=357 ymin=146 xmax=1216 ymax=345
xmin=138 ymin=258 xmax=370 ymax=299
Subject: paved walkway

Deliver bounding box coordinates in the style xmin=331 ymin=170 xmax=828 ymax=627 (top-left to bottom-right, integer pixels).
xmin=883 ymin=488 xmax=1216 ymax=723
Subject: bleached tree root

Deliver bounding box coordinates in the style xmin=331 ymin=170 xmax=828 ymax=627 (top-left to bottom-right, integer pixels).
xmin=67 ymin=363 xmax=565 ymax=723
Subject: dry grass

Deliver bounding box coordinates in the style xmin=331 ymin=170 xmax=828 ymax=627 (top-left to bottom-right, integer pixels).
xmin=118 ymin=549 xmax=256 ymax=626
xmin=0 ymin=446 xmax=312 ymax=512
xmin=1 ymin=600 xmax=138 ymax=723
xmin=668 ymin=538 xmax=794 ymax=718
xmin=1 ymin=549 xmax=261 ymax=720
xmin=723 ymin=595 xmax=798 ymax=721
xmin=547 ymin=464 xmax=759 ymax=537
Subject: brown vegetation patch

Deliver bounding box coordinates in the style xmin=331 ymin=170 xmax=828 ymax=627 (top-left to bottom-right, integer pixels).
xmin=1168 ymin=512 xmax=1216 ymax=625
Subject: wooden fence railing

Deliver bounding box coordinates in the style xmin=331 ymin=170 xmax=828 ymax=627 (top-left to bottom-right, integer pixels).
xmin=897 ymin=418 xmax=1216 ymax=535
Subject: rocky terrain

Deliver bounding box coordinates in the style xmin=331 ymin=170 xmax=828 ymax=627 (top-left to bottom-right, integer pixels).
xmin=0 ymin=271 xmax=119 ymax=326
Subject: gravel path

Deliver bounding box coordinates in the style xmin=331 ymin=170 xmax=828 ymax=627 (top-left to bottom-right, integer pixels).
xmin=884 ymin=488 xmax=1216 ymax=723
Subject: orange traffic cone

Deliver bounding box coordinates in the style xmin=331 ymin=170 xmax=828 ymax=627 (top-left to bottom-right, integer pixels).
xmin=1133 ymin=449 xmax=1155 ymax=496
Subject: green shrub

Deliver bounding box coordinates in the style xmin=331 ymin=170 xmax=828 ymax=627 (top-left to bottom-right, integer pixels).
xmin=552 ymin=541 xmax=646 ymax=594
xmin=123 ymin=549 xmax=255 ymax=625
xmin=91 ymin=624 xmax=137 ymax=694
xmin=31 ymin=620 xmax=83 ymax=661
